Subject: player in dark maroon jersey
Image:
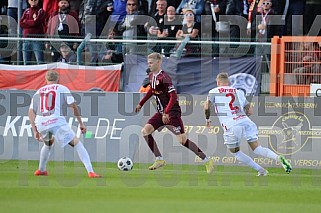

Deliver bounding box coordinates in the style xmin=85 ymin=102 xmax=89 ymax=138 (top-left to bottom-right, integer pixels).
xmin=135 ymin=52 xmax=214 ymax=173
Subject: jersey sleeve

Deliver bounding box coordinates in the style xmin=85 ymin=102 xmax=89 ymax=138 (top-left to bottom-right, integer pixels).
xmin=29 ymin=92 xmax=39 ymax=112
xmin=62 ymin=86 xmax=75 ymax=104
xmin=236 ymin=89 xmax=249 ymax=108
xmin=163 ymin=74 xmax=175 ymax=93
xmin=207 ymin=89 xmax=216 ymax=104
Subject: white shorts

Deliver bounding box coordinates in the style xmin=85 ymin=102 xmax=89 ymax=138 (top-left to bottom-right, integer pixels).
xmin=39 ymin=124 xmax=75 ymax=148
xmin=223 ymin=121 xmax=258 ymax=149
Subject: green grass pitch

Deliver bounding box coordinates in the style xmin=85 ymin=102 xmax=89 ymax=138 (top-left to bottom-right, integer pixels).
xmin=1 ymin=160 xmax=321 ymax=213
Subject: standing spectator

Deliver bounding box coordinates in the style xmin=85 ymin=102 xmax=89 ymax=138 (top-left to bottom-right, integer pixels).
xmin=205 ymin=72 xmax=292 ymax=176
xmin=147 ymin=0 xmax=167 ymax=36
xmin=56 ymin=43 xmax=77 ymax=64
xmin=204 ymin=0 xmax=227 ymax=38
xmin=109 ymin=0 xmax=128 ymax=27
xmin=226 ymin=0 xmax=249 ymax=40
xmin=247 ymin=0 xmax=264 ymax=38
xmin=29 ymin=70 xmax=102 ymax=178
xmin=256 ymin=0 xmax=278 ymax=42
xmin=79 ymin=0 xmax=114 ymax=64
xmin=119 ymin=0 xmax=147 ymax=54
xmin=176 ymin=0 xmax=205 ymax=23
xmin=46 ymin=0 xmax=80 ymax=62
xmin=156 ymin=6 xmax=181 ymax=56
xmin=98 ymin=28 xmax=123 ymax=64
xmin=175 ymin=9 xmax=201 ymax=56
xmin=20 ymin=0 xmax=46 ymax=65
xmin=149 ymin=0 xmax=181 ymax=16
xmin=279 ymin=0 xmax=306 ymax=36
xmin=7 ymin=0 xmax=28 ymax=64
xmin=135 ymin=52 xmax=214 ymax=173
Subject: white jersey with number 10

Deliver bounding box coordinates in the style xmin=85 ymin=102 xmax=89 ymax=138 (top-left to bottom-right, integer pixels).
xmin=30 ymin=83 xmax=75 ymax=132
xmin=207 ymin=86 xmax=251 ymax=131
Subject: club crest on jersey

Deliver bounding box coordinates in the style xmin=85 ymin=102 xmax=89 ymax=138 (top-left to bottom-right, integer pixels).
xmin=156 ymin=80 xmax=160 ymax=85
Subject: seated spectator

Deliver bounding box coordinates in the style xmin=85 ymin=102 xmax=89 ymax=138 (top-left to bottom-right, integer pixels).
xmin=20 ymin=0 xmax=46 ymax=65
xmin=176 ymin=0 xmax=205 ymax=23
xmin=155 ymin=6 xmax=181 ymax=56
xmin=175 ymin=9 xmax=201 ymax=56
xmin=57 ymin=43 xmax=76 ymax=64
xmin=293 ymin=55 xmax=320 ymax=85
xmin=98 ymin=28 xmax=123 ymax=65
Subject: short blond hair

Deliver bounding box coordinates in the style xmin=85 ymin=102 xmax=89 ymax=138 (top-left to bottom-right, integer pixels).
xmin=46 ymin=70 xmax=59 ymax=82
xmin=216 ymin=72 xmax=229 ymax=83
xmin=148 ymin=52 xmax=162 ymax=62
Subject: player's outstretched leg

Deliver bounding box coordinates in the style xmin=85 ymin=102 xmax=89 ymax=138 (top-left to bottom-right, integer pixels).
xmin=279 ymin=155 xmax=292 ymax=174
xmin=74 ymin=141 xmax=102 ymax=178
xmin=232 ymin=150 xmax=268 ymax=176
xmin=183 ymin=139 xmax=214 ymax=173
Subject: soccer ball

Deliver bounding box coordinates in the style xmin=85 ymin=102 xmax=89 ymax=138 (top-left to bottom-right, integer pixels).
xmin=117 ymin=157 xmax=133 ymax=171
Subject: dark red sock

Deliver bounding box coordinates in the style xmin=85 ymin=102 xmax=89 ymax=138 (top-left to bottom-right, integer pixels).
xmin=144 ymin=135 xmax=162 ymax=157
xmin=183 ymin=139 xmax=206 ymax=160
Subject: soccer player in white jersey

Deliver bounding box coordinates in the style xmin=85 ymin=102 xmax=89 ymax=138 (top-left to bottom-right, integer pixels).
xmin=204 ymin=72 xmax=292 ymax=176
xmin=29 ymin=70 xmax=101 ymax=178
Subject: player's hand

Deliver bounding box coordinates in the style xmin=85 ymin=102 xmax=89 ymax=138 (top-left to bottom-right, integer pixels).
xmin=80 ymin=125 xmax=87 ymax=134
xmin=135 ymin=104 xmax=142 ymax=113
xmin=206 ymin=119 xmax=211 ymax=128
xmin=162 ymin=113 xmax=170 ymax=124
xmin=33 ymin=130 xmax=42 ymax=142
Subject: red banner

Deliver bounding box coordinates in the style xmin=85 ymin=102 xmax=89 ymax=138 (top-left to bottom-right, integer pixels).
xmin=0 ymin=63 xmax=122 ymax=91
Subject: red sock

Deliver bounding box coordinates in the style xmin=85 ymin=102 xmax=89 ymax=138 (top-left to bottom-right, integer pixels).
xmin=144 ymin=135 xmax=162 ymax=157
xmin=183 ymin=139 xmax=206 ymax=160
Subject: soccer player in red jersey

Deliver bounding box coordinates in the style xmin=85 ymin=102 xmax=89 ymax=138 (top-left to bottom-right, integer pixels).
xmin=135 ymin=52 xmax=214 ymax=173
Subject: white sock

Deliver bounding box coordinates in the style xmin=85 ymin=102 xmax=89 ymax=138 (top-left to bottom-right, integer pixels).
xmin=74 ymin=142 xmax=94 ymax=173
xmin=253 ymin=146 xmax=279 ymax=161
xmin=156 ymin=156 xmax=163 ymax=160
xmin=232 ymin=151 xmax=265 ymax=172
xmin=39 ymin=144 xmax=52 ymax=171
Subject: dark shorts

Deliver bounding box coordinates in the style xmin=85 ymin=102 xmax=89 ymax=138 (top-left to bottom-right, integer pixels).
xmin=147 ymin=112 xmax=185 ymax=135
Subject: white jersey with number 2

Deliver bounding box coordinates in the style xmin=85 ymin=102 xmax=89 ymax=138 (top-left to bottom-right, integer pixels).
xmin=30 ymin=84 xmax=74 ymax=132
xmin=207 ymin=86 xmax=252 ymax=131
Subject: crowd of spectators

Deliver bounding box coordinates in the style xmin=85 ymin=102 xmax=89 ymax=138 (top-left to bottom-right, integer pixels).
xmin=0 ymin=0 xmax=319 ymax=65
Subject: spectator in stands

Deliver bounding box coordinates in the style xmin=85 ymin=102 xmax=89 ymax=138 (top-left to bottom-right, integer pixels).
xmin=119 ymin=0 xmax=147 ymax=54
xmin=149 ymin=0 xmax=181 ymax=16
xmin=7 ymin=0 xmax=28 ymax=64
xmin=46 ymin=0 xmax=80 ymax=62
xmin=56 ymin=43 xmax=77 ymax=63
xmin=175 ymin=9 xmax=201 ymax=56
xmin=247 ymin=0 xmax=264 ymax=38
xmin=79 ymin=0 xmax=114 ymax=64
xmin=98 ymin=28 xmax=123 ymax=64
xmin=147 ymin=0 xmax=167 ymax=36
xmin=156 ymin=6 xmax=181 ymax=56
xmin=176 ymin=0 xmax=205 ymax=23
xmin=20 ymin=0 xmax=46 ymax=65
xmin=110 ymin=0 xmax=128 ymax=27
xmin=204 ymin=0 xmax=227 ymax=38
xmin=279 ymin=0 xmax=306 ymax=36
xmin=256 ymin=0 xmax=278 ymax=42
xmin=226 ymin=0 xmax=249 ymax=40
xmin=293 ymin=55 xmax=320 ymax=85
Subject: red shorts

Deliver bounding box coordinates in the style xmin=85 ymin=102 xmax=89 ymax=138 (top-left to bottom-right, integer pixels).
xmin=147 ymin=112 xmax=185 ymax=135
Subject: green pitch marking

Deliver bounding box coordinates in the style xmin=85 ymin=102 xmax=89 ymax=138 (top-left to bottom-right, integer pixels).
xmin=85 ymin=131 xmax=93 ymax=138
